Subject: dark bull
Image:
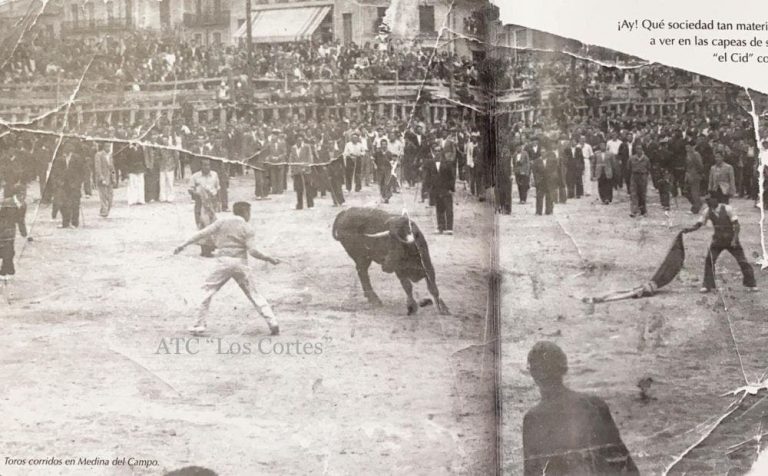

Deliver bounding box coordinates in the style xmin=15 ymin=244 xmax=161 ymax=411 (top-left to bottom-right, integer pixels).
xmin=332 ymin=207 xmax=449 ymax=315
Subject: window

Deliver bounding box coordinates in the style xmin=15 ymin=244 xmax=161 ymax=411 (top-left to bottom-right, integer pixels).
xmin=418 ymin=5 xmax=434 ymax=33
xmin=213 ymin=32 xmax=221 ymax=44
xmin=374 ymin=6 xmax=387 ymax=33
xmin=342 ymin=13 xmax=352 ymax=44
xmin=106 ymin=1 xmax=113 ymax=20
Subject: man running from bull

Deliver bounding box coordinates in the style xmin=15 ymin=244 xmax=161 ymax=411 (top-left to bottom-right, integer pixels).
xmin=682 ymin=194 xmax=758 ymax=293
xmin=174 ymin=201 xmax=281 ymax=336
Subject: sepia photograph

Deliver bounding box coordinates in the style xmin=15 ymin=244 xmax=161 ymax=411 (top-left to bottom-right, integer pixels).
xmin=0 ymin=0 xmax=498 ymax=474
xmin=493 ymin=26 xmax=768 ymax=475
xmin=2 ymin=0 xmax=768 ymax=474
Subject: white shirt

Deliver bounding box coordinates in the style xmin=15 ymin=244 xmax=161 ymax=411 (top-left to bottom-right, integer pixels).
xmin=343 ymin=141 xmax=367 ymax=158
xmin=388 ymin=139 xmax=404 ymax=157
xmin=465 ymin=142 xmax=476 ymax=168
xmin=580 ymin=143 xmax=594 ymax=160
xmin=606 ymin=139 xmax=622 ymax=155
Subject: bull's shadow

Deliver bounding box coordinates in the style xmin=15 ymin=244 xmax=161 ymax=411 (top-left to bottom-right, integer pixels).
xmin=332 ymin=207 xmax=450 ymax=316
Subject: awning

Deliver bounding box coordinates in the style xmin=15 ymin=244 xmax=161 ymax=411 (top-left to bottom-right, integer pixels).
xmin=234 ymin=6 xmax=330 ymax=43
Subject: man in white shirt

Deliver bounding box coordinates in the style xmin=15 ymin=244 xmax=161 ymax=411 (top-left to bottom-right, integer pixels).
xmin=606 ymin=132 xmax=622 ymax=156
xmin=343 ymin=132 xmax=367 ymax=192
xmin=174 ymin=201 xmax=281 ymax=335
xmin=579 ymin=135 xmax=594 ymax=197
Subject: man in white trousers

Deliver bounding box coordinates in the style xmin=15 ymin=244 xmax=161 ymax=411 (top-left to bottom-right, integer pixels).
xmin=174 ymin=201 xmax=281 ymax=335
xmin=579 ymin=135 xmax=594 ymax=197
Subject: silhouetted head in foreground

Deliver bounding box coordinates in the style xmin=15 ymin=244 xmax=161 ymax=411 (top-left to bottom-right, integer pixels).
xmin=527 ymin=341 xmax=568 ymax=395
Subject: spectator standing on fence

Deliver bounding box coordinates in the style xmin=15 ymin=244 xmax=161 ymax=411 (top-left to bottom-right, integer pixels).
xmin=93 ymin=142 xmax=116 ymax=218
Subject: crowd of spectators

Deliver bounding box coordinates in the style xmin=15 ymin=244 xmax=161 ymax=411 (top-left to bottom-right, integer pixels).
xmin=1 ymin=29 xmax=481 ymax=88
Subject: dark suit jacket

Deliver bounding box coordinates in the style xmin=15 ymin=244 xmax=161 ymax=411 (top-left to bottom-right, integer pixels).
xmin=51 ymin=154 xmax=87 ymax=196
xmin=532 ymin=157 xmax=560 ymax=190
xmin=525 ymin=144 xmax=542 ymax=161
xmin=426 ymin=160 xmax=455 ymax=198
xmin=562 ymin=146 xmax=585 ymax=180
xmin=513 ymin=150 xmax=531 ymax=176
xmin=404 ymin=131 xmax=429 ymax=163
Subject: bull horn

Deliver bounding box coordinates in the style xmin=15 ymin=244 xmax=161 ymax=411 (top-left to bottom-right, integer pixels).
xmin=364 ymin=231 xmax=390 ymax=239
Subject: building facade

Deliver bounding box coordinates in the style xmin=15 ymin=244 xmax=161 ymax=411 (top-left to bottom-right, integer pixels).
xmin=332 ymin=0 xmax=494 ymax=59
xmin=1 ymin=0 xmax=495 ymax=51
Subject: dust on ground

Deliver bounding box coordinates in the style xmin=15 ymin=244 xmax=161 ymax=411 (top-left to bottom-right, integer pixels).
xmin=0 ymin=177 xmax=495 ymax=475
xmin=500 ymin=187 xmax=768 ymax=475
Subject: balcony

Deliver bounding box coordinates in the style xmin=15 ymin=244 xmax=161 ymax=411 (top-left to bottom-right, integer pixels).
xmin=61 ymin=18 xmax=131 ymax=34
xmin=183 ymin=11 xmax=230 ymax=28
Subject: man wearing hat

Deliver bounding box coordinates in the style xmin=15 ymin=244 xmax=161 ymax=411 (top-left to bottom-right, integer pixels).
xmin=523 ymin=341 xmax=639 ymax=475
